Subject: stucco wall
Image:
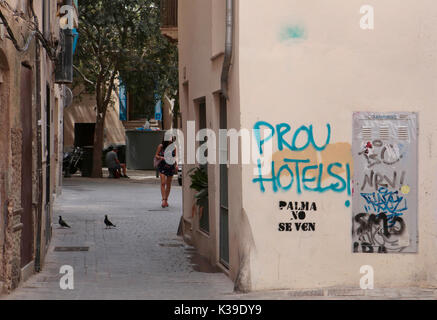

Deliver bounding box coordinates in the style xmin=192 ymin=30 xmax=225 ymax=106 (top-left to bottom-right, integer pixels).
xmin=64 ymin=89 xmax=126 ymax=150
xmin=238 ymin=0 xmax=437 ymax=290
xmin=178 ymin=0 xmax=248 ymax=289
xmin=179 ymin=0 xmax=232 ymax=274
xmin=162 ymin=95 xmax=175 ymax=130
xmin=0 ymin=0 xmax=65 ymax=292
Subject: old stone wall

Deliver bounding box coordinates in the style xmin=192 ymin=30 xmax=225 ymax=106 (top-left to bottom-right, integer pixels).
xmin=0 ymin=0 xmax=65 ymax=293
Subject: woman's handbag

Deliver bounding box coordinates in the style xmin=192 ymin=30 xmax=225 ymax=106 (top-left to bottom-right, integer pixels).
xmin=153 ymin=156 xmax=161 ymax=169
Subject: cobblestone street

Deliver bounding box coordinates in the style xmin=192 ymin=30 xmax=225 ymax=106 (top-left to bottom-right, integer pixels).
xmin=3 ymin=173 xmax=234 ymax=300
xmin=2 ymin=173 xmax=437 ymax=300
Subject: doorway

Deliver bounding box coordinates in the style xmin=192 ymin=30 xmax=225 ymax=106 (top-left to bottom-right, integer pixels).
xmin=20 ymin=65 xmax=33 ymax=267
xmin=219 ymin=96 xmax=229 ymax=267
xmin=74 ymin=123 xmax=95 ymax=147
xmin=45 ymin=84 xmax=51 ymax=245
xmin=198 ymin=101 xmax=209 ymax=233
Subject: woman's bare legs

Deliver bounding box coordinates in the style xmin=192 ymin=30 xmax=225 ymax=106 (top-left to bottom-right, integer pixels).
xmin=160 ymin=173 xmax=167 ymax=207
xmin=164 ymin=176 xmax=173 ymax=207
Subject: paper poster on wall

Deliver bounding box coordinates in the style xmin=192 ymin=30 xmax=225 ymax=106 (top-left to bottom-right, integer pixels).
xmin=352 ymin=112 xmax=418 ymax=253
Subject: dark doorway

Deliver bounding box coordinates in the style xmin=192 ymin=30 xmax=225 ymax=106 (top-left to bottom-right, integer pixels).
xmin=74 ymin=123 xmax=95 ymax=147
xmin=219 ymin=95 xmax=229 ymax=267
xmin=20 ymin=65 xmax=33 ymax=267
xmin=45 ymin=84 xmax=51 ymax=245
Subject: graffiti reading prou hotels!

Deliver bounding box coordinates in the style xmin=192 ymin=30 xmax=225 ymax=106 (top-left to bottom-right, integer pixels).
xmin=252 ymin=121 xmax=351 ymax=198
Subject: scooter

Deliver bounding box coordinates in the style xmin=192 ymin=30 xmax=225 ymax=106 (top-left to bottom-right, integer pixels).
xmin=63 ymin=147 xmax=84 ymax=177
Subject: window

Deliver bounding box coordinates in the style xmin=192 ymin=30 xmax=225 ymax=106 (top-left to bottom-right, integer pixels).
xmin=197 ymin=100 xmax=209 ymax=233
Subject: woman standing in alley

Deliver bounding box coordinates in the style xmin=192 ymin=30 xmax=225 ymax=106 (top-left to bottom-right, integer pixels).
xmin=155 ymin=137 xmax=177 ymax=208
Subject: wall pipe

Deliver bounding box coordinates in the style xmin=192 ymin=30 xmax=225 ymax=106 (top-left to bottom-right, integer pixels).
xmin=220 ymin=0 xmax=234 ymax=100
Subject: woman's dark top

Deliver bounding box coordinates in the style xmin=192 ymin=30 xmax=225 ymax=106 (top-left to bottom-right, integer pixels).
xmin=158 ymin=145 xmax=176 ymax=177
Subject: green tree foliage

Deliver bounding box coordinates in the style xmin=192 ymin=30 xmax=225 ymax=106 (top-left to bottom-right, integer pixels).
xmin=74 ymin=0 xmax=178 ymax=177
xmin=188 ymin=165 xmax=209 ymax=210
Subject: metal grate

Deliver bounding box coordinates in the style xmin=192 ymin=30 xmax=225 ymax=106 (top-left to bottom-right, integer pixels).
xmin=362 ymin=126 xmax=372 ymax=140
xmin=398 ymin=126 xmax=409 ymax=140
xmin=379 ymin=126 xmax=390 ymax=140
xmin=54 ymin=247 xmax=89 ymax=252
xmin=159 ymin=243 xmax=184 ymax=248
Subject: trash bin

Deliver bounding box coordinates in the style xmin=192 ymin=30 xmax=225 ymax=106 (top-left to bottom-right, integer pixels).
xmin=126 ymin=130 xmax=165 ymax=170
xmin=81 ymin=146 xmax=94 ymax=177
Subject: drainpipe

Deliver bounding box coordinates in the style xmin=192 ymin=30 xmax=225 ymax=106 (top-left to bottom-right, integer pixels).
xmin=220 ymin=0 xmax=234 ymax=100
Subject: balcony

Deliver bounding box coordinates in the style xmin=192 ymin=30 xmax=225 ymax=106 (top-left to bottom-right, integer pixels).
xmin=160 ymin=0 xmax=178 ymax=42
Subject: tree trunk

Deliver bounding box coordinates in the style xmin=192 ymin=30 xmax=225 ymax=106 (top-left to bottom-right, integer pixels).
xmin=91 ymin=114 xmax=105 ymax=178
xmin=90 ymin=68 xmax=116 ymax=178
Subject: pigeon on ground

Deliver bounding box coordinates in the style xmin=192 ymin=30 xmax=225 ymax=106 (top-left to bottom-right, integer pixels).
xmin=59 ymin=216 xmax=71 ymax=228
xmin=104 ymin=215 xmax=116 ymax=228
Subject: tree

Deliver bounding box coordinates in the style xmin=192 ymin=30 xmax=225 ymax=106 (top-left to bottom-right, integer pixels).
xmin=75 ymin=0 xmax=178 ymax=177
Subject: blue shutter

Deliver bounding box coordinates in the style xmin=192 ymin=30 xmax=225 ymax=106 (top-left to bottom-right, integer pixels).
xmin=154 ymin=93 xmax=162 ymax=121
xmin=154 ymin=100 xmax=162 ymax=121
xmin=72 ymin=28 xmax=79 ymax=54
xmin=119 ymin=81 xmax=127 ymax=121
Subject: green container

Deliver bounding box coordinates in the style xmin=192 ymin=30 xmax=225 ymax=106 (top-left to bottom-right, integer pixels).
xmin=125 ymin=130 xmax=166 ymax=170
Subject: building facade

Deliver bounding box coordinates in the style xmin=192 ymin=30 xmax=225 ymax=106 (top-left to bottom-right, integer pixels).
xmin=0 ymin=0 xmax=74 ymax=293
xmin=63 ymin=85 xmax=126 ymax=150
xmin=178 ymin=0 xmax=437 ymax=292
xmin=63 ymin=87 xmax=177 ymax=151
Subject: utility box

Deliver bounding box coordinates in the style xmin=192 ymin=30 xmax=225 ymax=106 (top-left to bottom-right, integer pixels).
xmin=352 ymin=112 xmax=418 ymax=253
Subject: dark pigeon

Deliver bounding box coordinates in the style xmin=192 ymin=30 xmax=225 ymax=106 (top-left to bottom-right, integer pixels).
xmin=104 ymin=215 xmax=116 ymax=228
xmin=59 ymin=216 xmax=70 ymax=228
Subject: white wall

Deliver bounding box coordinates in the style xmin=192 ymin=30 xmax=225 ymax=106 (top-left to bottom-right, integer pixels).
xmin=238 ymin=0 xmax=437 ymax=290
xmin=179 ymin=0 xmax=244 ymax=278
xmin=64 ymin=89 xmax=126 ymax=150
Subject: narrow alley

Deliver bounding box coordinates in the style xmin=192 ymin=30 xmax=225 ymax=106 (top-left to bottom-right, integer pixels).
xmin=4 ymin=174 xmax=437 ymax=300
xmin=3 ymin=174 xmax=234 ymax=300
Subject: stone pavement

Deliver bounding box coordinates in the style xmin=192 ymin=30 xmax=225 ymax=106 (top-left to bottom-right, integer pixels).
xmin=232 ymin=287 xmax=437 ymax=300
xmin=3 ymin=173 xmax=234 ymax=300
xmin=2 ymin=171 xmax=437 ymax=300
